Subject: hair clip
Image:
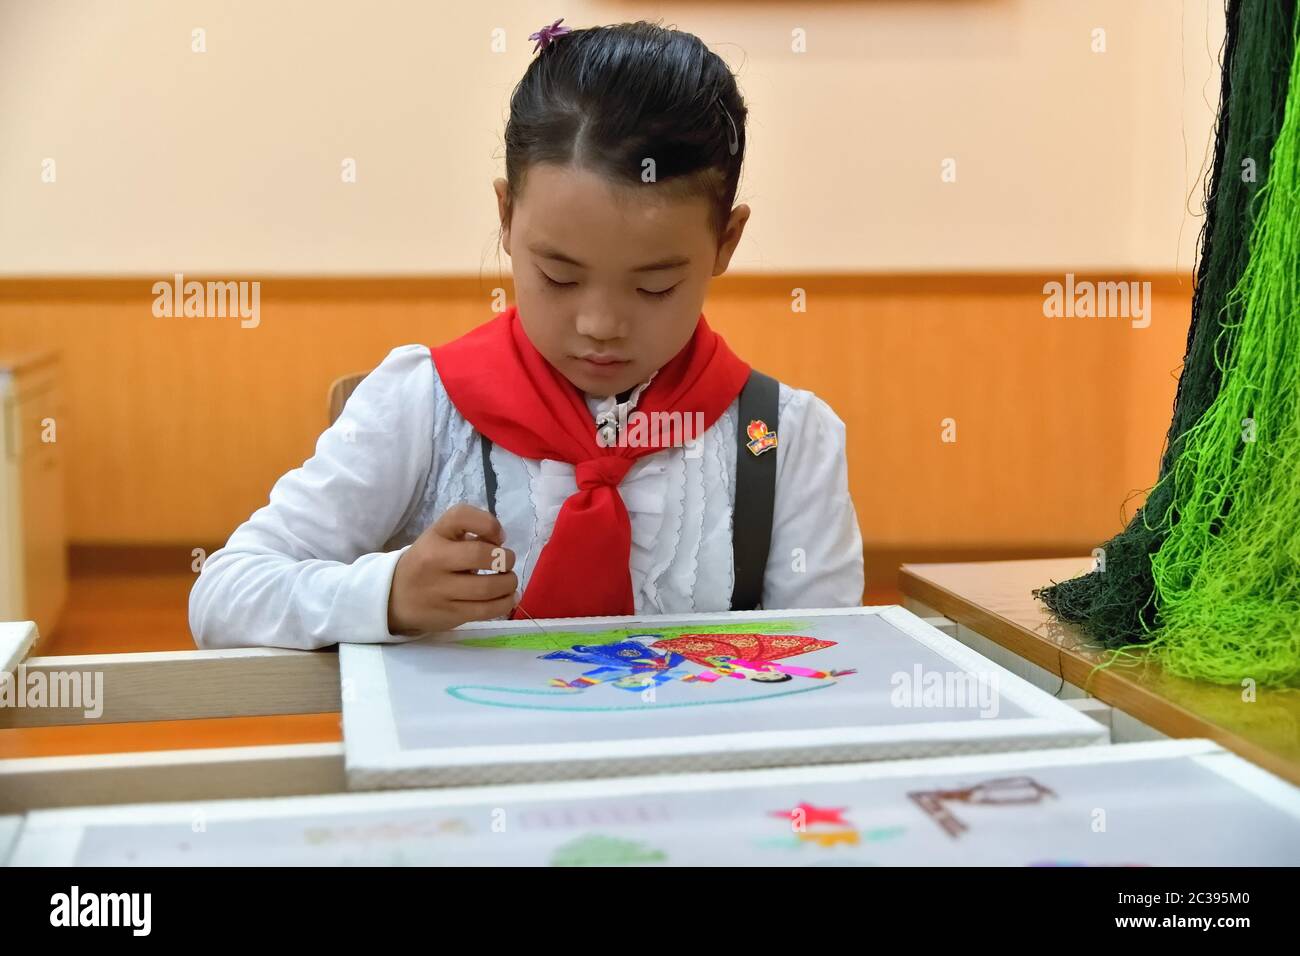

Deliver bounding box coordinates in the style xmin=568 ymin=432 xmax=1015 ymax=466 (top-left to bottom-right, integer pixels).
xmin=716 ymin=97 xmax=739 ymax=156
xmin=529 ymin=18 xmax=572 ymax=54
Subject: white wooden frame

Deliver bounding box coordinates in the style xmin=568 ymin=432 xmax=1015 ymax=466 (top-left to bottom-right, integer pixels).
xmin=0 ymin=644 xmax=340 ymax=728
xmin=2 ymin=607 xmax=1294 ymax=869
xmin=0 ymin=608 xmax=1109 ymax=812
xmin=0 ymin=608 xmax=1052 ymax=814
xmin=0 ymin=620 xmax=344 ymax=813
xmin=0 ymin=621 xmax=38 ymax=675
xmin=0 ymin=815 xmax=21 ymax=865
xmin=340 ymin=605 xmax=1108 ymax=789
xmin=9 ymin=739 xmax=1299 ymax=867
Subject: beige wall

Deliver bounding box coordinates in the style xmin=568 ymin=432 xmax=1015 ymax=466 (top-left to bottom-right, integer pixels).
xmin=1 ymin=0 xmax=1223 ymax=276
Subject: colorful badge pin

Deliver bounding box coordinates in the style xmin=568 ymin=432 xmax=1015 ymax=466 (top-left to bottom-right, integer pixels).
xmin=746 ymin=419 xmax=778 ymax=456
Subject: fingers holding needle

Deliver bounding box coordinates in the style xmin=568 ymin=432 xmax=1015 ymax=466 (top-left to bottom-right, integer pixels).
xmin=466 ymin=529 xmax=546 ymax=635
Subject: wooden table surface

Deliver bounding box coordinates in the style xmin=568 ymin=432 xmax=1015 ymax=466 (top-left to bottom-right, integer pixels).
xmin=900 ymin=557 xmax=1300 ymax=787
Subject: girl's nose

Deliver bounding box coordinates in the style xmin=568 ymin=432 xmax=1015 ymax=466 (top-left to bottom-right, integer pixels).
xmin=574 ymin=309 xmax=626 ymax=342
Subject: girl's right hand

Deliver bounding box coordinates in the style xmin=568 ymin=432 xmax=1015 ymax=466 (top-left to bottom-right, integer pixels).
xmin=386 ymin=503 xmax=518 ymax=636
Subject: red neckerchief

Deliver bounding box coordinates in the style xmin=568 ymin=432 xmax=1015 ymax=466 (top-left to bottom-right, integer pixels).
xmin=430 ymin=305 xmax=750 ymax=619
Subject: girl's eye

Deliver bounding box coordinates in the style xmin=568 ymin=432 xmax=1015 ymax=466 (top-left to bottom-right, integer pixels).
xmin=538 ymin=268 xmax=576 ymax=289
xmin=538 ymin=265 xmax=678 ymax=301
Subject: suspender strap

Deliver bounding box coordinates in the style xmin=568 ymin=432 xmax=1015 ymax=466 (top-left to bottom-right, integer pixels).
xmin=481 ymin=433 xmax=498 ymax=518
xmin=730 ymin=369 xmax=779 ymax=611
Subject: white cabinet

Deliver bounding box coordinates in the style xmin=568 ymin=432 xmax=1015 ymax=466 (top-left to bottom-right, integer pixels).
xmin=0 ymin=351 xmax=66 ymax=646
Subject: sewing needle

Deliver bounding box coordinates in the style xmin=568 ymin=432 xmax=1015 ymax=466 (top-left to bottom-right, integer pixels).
xmin=513 ymin=600 xmax=548 ymax=635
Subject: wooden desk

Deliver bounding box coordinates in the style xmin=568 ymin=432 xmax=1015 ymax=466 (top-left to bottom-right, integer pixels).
xmin=899 ymin=558 xmax=1300 ymax=786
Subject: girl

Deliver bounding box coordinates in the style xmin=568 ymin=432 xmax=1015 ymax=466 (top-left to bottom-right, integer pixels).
xmin=190 ymin=19 xmax=864 ymax=651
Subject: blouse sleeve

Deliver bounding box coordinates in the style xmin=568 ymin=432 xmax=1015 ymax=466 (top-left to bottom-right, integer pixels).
xmin=761 ymin=389 xmax=865 ymax=609
xmin=188 ymin=345 xmax=435 ymax=650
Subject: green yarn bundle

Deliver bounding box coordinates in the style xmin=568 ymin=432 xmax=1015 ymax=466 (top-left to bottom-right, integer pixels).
xmin=1038 ymin=0 xmax=1300 ymax=687
xmin=1146 ymin=12 xmax=1300 ymax=687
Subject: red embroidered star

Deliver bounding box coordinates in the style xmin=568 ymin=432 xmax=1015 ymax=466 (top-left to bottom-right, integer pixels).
xmin=769 ymin=802 xmax=851 ymax=827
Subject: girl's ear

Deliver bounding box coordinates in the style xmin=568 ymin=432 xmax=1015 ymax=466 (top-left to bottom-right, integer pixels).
xmin=493 ymin=178 xmax=512 ymax=254
xmin=712 ymin=204 xmax=751 ymax=276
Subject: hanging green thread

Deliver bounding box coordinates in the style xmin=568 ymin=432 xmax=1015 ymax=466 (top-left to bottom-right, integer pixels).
xmin=1144 ymin=8 xmax=1300 ymax=687
xmin=1037 ymin=0 xmax=1299 ymax=656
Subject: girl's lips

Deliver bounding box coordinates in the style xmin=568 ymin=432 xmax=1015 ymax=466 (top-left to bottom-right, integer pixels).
xmin=576 ymin=356 xmax=631 ymax=375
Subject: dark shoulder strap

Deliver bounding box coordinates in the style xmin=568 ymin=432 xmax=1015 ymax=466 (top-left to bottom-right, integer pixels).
xmin=481 ymin=433 xmax=498 ymax=517
xmin=731 ymin=370 xmax=780 ymax=611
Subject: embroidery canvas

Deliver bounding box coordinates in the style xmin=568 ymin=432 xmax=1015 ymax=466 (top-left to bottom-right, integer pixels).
xmin=338 ymin=607 xmax=1105 ymax=789
xmin=13 ymin=741 xmax=1298 ymax=867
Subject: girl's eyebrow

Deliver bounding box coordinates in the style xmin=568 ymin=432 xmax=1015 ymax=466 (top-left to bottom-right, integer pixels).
xmin=530 ymin=244 xmax=690 ymax=272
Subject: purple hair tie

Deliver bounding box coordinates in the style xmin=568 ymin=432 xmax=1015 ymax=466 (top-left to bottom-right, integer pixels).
xmin=529 ymin=18 xmax=572 ymax=54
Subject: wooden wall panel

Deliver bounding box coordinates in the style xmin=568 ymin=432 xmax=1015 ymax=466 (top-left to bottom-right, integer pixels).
xmin=0 ymin=275 xmax=1191 ymax=560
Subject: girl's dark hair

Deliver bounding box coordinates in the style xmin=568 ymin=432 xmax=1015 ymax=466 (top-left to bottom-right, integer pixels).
xmin=503 ymin=21 xmax=747 ymax=241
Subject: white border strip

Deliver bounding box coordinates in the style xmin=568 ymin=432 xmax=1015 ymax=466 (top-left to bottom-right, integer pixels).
xmin=0 ymin=621 xmax=37 ymax=674
xmin=0 ymin=815 xmax=23 ymax=865
xmin=339 ymin=642 xmax=399 ymax=765
xmin=878 ymin=605 xmax=1096 ymax=730
xmin=1191 ymin=750 xmax=1300 ymax=818
xmin=437 ymin=604 xmax=891 ymax=636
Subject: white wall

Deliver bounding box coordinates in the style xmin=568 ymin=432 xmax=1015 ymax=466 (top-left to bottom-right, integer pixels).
xmin=0 ymin=0 xmax=1224 ymax=275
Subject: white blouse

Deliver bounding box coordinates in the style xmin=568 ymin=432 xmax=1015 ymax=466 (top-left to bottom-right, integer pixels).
xmin=189 ymin=345 xmax=865 ymax=650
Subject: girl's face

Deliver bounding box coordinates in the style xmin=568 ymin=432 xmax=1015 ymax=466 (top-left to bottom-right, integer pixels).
xmin=495 ymin=164 xmax=749 ymax=397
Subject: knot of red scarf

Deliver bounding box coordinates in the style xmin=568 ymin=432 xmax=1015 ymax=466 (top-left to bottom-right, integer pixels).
xmin=576 ymin=457 xmax=634 ymax=490
xmin=430 ymin=305 xmax=750 ymax=620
